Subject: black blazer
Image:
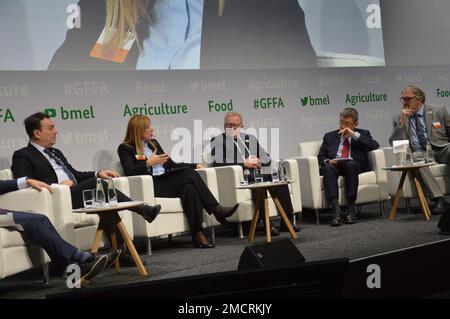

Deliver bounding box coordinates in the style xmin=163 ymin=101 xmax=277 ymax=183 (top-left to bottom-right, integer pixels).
xmin=11 ymin=144 xmax=95 ymax=184
xmin=0 ymin=179 xmax=18 ymax=196
xmin=48 ymin=0 xmax=316 ymax=70
xmin=317 ymin=129 xmax=380 ymax=173
xmin=117 ymin=140 xmax=196 ymax=177
xmin=210 ymin=133 xmax=272 ymax=170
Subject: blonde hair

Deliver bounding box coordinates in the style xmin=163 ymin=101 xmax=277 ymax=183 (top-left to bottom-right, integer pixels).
xmin=104 ymin=0 xmax=225 ymax=55
xmin=122 ymin=115 xmax=151 ymax=155
xmin=103 ymin=0 xmax=150 ymax=57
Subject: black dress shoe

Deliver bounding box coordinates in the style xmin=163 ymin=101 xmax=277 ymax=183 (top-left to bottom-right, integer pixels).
xmin=432 ymin=198 xmax=450 ymax=215
xmin=260 ymin=226 xmax=279 ymax=236
xmin=213 ymin=204 xmax=239 ymax=225
xmin=330 ymin=206 xmax=344 ymax=227
xmin=279 ymin=223 xmax=300 ymax=232
xmin=192 ymin=241 xmax=216 ymax=249
xmin=138 ymin=204 xmax=161 ymax=223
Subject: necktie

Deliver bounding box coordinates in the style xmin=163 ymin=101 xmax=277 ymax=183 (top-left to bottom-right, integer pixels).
xmin=414 ymin=114 xmax=428 ymax=151
xmin=341 ymin=138 xmax=350 ymax=159
xmin=44 ymin=149 xmax=78 ymax=184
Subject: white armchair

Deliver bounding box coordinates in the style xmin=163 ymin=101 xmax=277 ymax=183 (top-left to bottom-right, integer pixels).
xmin=297 ymin=141 xmax=389 ymax=224
xmin=0 ymin=184 xmax=53 ymax=280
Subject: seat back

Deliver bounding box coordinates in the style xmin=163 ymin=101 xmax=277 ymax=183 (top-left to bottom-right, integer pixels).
xmin=298 ymin=140 xmax=322 ymax=157
xmin=109 ymin=160 xmax=124 ymax=176
xmin=0 ymin=169 xmax=13 ymax=180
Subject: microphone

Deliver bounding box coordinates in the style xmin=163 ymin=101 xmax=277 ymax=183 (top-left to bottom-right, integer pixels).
xmin=238 ymin=135 xmax=251 ymax=156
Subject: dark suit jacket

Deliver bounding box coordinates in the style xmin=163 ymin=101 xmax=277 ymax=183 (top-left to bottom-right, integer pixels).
xmin=117 ymin=140 xmax=196 ymax=177
xmin=11 ymin=144 xmax=95 ymax=184
xmin=0 ymin=180 xmax=18 ymax=196
xmin=48 ymin=0 xmax=316 ymax=70
xmin=317 ymin=129 xmax=380 ymax=173
xmin=210 ymin=133 xmax=272 ymax=170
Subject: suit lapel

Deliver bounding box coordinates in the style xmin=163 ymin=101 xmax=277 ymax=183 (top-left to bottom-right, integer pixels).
xmin=331 ymin=131 xmax=340 ymax=157
xmin=423 ymin=104 xmax=433 ymax=136
xmin=27 ymin=143 xmax=55 ymax=172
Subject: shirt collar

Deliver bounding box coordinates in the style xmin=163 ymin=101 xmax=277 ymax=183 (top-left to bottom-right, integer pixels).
xmin=416 ymin=105 xmax=424 ymax=117
xmin=30 ymin=141 xmax=46 ymax=153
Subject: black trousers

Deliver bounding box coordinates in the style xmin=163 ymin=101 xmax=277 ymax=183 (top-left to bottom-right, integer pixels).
xmin=320 ymin=161 xmax=360 ymax=203
xmin=251 ymin=185 xmax=294 ymax=216
xmin=12 ymin=212 xmax=77 ymax=265
xmin=153 ymin=167 xmax=219 ymax=234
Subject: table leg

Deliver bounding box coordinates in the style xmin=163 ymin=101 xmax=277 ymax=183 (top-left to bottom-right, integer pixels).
xmin=114 ymin=213 xmax=149 ymax=277
xmin=248 ymin=190 xmax=262 ymax=242
xmin=263 ymin=191 xmax=271 ymax=243
xmin=411 ymin=172 xmax=431 ymax=220
xmin=269 ymin=189 xmax=298 ymax=240
xmin=91 ymin=216 xmax=105 ymax=253
xmin=388 ymin=170 xmax=408 ymax=220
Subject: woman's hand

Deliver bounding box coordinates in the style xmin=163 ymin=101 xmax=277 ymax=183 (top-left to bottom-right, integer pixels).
xmin=147 ymin=153 xmax=169 ymax=166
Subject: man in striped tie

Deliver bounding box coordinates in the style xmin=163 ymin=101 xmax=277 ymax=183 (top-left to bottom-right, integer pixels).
xmin=318 ymin=108 xmax=380 ymax=226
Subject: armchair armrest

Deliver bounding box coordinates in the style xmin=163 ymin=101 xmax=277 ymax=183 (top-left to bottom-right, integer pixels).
xmin=214 ymin=165 xmax=251 ymax=206
xmin=368 ymin=149 xmax=389 ymax=201
xmin=296 ymin=156 xmax=322 ymax=209
xmin=126 ymin=175 xmax=156 ymax=205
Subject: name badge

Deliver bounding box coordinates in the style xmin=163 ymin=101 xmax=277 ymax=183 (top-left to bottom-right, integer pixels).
xmin=135 ymin=155 xmax=147 ymax=161
xmin=433 ymin=121 xmax=442 ymax=129
xmin=90 ymin=28 xmax=135 ymax=63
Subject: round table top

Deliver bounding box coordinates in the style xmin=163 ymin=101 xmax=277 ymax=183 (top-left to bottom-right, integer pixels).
xmin=73 ymin=201 xmax=145 ymax=214
xmin=236 ymin=180 xmax=293 ymax=190
xmin=383 ymin=162 xmax=437 ymax=171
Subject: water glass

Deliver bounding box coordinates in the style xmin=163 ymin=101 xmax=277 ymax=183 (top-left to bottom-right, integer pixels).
xmin=271 ymin=166 xmax=280 ymax=182
xmin=107 ymin=177 xmax=118 ymax=206
xmin=398 ymin=152 xmax=406 ymax=166
xmin=405 ymin=150 xmax=414 ymax=166
xmin=254 ymin=169 xmax=264 ymax=183
xmin=82 ymin=189 xmax=94 ymax=208
xmin=240 ymin=169 xmax=249 ymax=186
xmin=413 ymin=151 xmax=425 ymax=164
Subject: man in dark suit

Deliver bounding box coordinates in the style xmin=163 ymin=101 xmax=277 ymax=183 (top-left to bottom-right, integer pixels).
xmin=318 ymin=107 xmax=380 ymax=226
xmin=0 ymin=178 xmax=119 ymax=284
xmin=210 ymin=112 xmax=299 ymax=235
xmin=11 ymin=112 xmax=160 ymax=264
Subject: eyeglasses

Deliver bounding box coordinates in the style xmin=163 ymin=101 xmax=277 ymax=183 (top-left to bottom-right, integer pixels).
xmin=224 ymin=123 xmax=242 ymax=129
xmin=339 ymin=120 xmax=355 ymax=126
xmin=399 ymin=96 xmax=417 ymax=102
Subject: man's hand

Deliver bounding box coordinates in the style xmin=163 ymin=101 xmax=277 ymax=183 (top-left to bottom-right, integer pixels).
xmin=244 ymin=156 xmax=261 ymax=169
xmin=327 ymin=159 xmax=339 ymax=166
xmin=98 ymin=170 xmax=120 ymax=179
xmin=27 ymin=179 xmax=53 ymax=193
xmin=400 ymin=106 xmax=414 ymax=127
xmin=196 ymin=163 xmax=205 ymax=169
xmin=60 ymin=179 xmax=74 ymax=187
xmin=339 ymin=127 xmax=355 ymax=139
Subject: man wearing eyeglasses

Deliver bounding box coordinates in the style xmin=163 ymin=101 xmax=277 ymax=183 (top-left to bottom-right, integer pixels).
xmin=210 ymin=112 xmax=299 ymax=236
xmin=318 ymin=107 xmax=380 ymax=226
xmin=389 ymin=84 xmax=450 ymax=214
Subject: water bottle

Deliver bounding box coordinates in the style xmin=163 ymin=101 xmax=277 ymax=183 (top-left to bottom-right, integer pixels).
xmin=278 ymin=158 xmax=288 ymax=181
xmin=107 ymin=177 xmax=118 ymax=206
xmin=95 ymin=178 xmax=106 ymax=207
xmin=425 ymin=141 xmax=435 ymax=163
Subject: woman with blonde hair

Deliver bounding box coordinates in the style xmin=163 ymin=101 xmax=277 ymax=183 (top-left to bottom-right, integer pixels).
xmin=118 ymin=115 xmax=238 ymax=248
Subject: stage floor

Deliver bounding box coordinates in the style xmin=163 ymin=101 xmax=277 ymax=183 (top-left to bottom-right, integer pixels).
xmin=1 ymin=201 xmax=448 ymax=299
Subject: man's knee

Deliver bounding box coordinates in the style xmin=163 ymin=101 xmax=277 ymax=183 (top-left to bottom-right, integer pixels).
xmin=321 ymin=165 xmax=338 ymax=177
xmin=343 ymin=160 xmax=360 ymax=173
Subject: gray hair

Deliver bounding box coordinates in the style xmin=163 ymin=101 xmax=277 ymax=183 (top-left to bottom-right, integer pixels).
xmin=340 ymin=107 xmax=359 ymax=123
xmin=224 ymin=111 xmax=243 ymax=124
xmin=403 ymin=84 xmax=426 ymax=103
